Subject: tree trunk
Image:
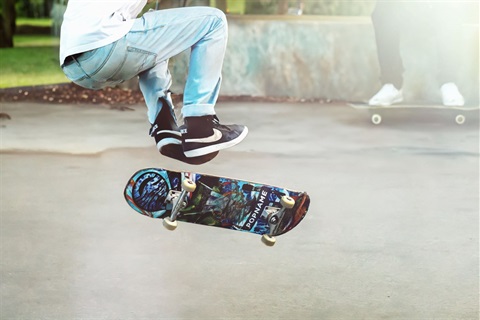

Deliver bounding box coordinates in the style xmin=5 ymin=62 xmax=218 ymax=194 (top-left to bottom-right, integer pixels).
xmin=43 ymin=0 xmax=54 ymax=18
xmin=215 ymin=0 xmax=227 ymax=13
xmin=22 ymin=0 xmax=34 ymax=18
xmin=0 ymin=0 xmax=15 ymax=48
xmin=277 ymin=0 xmax=289 ymax=14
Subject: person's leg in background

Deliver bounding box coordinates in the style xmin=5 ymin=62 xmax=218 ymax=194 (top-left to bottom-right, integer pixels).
xmin=368 ymin=2 xmax=407 ymax=106
xmin=433 ymin=3 xmax=466 ymax=106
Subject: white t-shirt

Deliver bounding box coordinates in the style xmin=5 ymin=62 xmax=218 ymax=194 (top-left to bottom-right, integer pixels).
xmin=59 ymin=0 xmax=147 ymax=65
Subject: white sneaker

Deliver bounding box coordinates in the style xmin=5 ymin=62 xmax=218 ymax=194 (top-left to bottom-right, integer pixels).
xmin=441 ymin=82 xmax=465 ymax=107
xmin=368 ymin=84 xmax=404 ymax=106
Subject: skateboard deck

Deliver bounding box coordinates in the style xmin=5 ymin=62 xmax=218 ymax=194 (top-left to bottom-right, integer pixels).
xmin=124 ymin=167 xmax=310 ymax=246
xmin=348 ymin=103 xmax=479 ymax=125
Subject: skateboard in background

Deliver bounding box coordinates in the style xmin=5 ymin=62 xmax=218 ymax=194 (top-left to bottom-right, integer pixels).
xmin=349 ymin=103 xmax=479 ymax=125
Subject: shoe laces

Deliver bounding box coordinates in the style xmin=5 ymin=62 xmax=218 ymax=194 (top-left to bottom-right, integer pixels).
xmin=149 ymin=124 xmax=157 ymax=137
xmin=212 ymin=116 xmax=233 ymax=131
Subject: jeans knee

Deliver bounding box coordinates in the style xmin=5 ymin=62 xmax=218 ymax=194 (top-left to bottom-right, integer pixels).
xmin=203 ymin=7 xmax=227 ymax=29
xmin=205 ymin=7 xmax=225 ymax=19
xmin=214 ymin=7 xmax=227 ymax=21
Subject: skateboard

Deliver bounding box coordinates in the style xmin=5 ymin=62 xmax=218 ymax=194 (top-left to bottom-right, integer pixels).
xmin=348 ymin=103 xmax=479 ymax=125
xmin=124 ymin=168 xmax=310 ymax=246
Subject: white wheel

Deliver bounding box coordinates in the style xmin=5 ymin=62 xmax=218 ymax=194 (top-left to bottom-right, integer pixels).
xmin=163 ymin=217 xmax=178 ymax=231
xmin=280 ymin=196 xmax=295 ymax=209
xmin=455 ymin=114 xmax=465 ymax=125
xmin=371 ymin=114 xmax=382 ymax=125
xmin=261 ymin=234 xmax=276 ymax=246
xmin=182 ymin=179 xmax=196 ymax=192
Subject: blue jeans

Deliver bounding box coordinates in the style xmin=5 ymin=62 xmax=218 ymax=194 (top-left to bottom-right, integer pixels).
xmin=62 ymin=7 xmax=227 ymax=123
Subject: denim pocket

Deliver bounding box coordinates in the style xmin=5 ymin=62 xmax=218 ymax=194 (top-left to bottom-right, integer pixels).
xmin=81 ymin=42 xmax=120 ymax=85
xmin=62 ymin=64 xmax=87 ymax=83
xmin=108 ymin=45 xmax=157 ymax=82
xmin=61 ymin=43 xmax=118 ymax=90
xmin=63 ymin=37 xmax=157 ymax=89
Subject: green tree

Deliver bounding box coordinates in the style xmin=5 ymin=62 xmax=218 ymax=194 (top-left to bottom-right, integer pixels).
xmin=17 ymin=0 xmax=54 ymax=18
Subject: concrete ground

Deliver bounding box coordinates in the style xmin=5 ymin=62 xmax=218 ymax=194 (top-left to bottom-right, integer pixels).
xmin=1 ymin=101 xmax=479 ymax=319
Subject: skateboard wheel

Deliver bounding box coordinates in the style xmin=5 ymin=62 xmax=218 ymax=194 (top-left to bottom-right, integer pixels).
xmin=371 ymin=114 xmax=382 ymax=125
xmin=455 ymin=114 xmax=465 ymax=125
xmin=280 ymin=196 xmax=295 ymax=209
xmin=163 ymin=217 xmax=178 ymax=231
xmin=261 ymin=234 xmax=276 ymax=247
xmin=182 ymin=179 xmax=196 ymax=192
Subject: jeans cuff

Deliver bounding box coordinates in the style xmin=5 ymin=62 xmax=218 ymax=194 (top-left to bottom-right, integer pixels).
xmin=181 ymin=104 xmax=216 ymax=117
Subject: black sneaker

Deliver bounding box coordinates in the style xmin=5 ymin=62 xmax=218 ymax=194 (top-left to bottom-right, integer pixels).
xmin=150 ymin=97 xmax=219 ymax=165
xmin=180 ymin=115 xmax=248 ymax=158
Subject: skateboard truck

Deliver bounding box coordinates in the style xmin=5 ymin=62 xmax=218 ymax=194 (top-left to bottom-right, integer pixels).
xmin=261 ymin=195 xmax=295 ymax=246
xmin=163 ymin=178 xmax=196 ymax=231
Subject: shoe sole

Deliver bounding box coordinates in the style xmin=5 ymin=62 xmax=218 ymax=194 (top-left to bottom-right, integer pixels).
xmin=184 ymin=126 xmax=249 ymax=158
xmin=155 ymin=131 xmax=182 ymax=150
xmin=369 ymin=96 xmax=404 ymax=106
xmin=160 ymin=144 xmax=219 ymax=165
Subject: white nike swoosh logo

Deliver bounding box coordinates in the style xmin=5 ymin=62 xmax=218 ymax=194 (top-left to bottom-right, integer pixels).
xmin=185 ymin=129 xmax=223 ymax=143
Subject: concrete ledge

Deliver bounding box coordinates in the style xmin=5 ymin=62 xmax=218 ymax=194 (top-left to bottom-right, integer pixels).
xmin=170 ymin=15 xmax=479 ymax=104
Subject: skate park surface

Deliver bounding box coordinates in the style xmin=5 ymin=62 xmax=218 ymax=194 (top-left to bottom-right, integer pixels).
xmin=1 ymin=101 xmax=479 ymax=319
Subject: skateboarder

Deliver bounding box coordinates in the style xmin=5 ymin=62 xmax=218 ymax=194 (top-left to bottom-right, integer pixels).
xmin=368 ymin=1 xmax=469 ymax=107
xmin=59 ymin=0 xmax=248 ymax=164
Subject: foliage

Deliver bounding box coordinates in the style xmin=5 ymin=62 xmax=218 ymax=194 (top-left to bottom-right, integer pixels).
xmin=16 ymin=17 xmax=51 ymax=27
xmin=244 ymin=0 xmax=374 ymax=15
xmin=303 ymin=0 xmax=374 ymax=16
xmin=5 ymin=0 xmax=375 ymax=16
xmin=16 ymin=0 xmax=54 ymax=18
xmin=245 ymin=0 xmax=279 ymax=15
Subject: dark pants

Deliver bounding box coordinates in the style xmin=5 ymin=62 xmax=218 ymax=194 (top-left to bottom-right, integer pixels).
xmin=371 ymin=1 xmax=467 ymax=89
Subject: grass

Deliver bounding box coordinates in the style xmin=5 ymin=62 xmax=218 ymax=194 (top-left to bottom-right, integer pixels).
xmin=13 ymin=35 xmax=60 ymax=47
xmin=0 ymin=18 xmax=67 ymax=88
xmin=16 ymin=18 xmax=52 ymax=27
xmin=0 ymin=35 xmax=68 ymax=88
